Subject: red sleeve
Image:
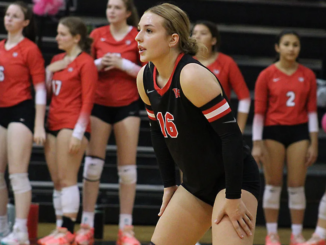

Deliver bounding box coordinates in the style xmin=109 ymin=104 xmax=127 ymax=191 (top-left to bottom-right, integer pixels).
xmin=307 ymin=70 xmax=317 ymax=112
xmin=254 ymin=70 xmax=269 ymax=114
xmin=228 ymin=58 xmax=250 ymax=100
xmin=79 ymin=57 xmax=98 ymax=119
xmin=90 ymin=30 xmax=97 ymax=59
xmin=26 ymin=45 xmax=45 ymax=85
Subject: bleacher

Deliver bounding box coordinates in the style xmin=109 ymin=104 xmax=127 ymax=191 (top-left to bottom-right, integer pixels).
xmin=1 ymin=0 xmax=326 ymax=228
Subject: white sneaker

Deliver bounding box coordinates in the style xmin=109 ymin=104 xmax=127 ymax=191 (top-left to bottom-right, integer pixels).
xmin=195 ymin=243 xmax=201 ymax=245
xmin=1 ymin=226 xmax=29 ymax=245
xmin=0 ymin=226 xmax=10 ymax=240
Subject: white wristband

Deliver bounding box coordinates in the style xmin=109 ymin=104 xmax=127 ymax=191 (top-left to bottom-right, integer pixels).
xmin=35 ymin=83 xmax=46 ymax=105
xmin=238 ymin=98 xmax=251 ymax=113
xmin=94 ymin=58 xmax=102 ymax=68
xmin=121 ymin=58 xmax=135 ymax=71
xmin=72 ymin=122 xmax=86 ymax=140
xmin=252 ymin=114 xmax=264 ymax=141
xmin=308 ymin=112 xmax=318 ymax=132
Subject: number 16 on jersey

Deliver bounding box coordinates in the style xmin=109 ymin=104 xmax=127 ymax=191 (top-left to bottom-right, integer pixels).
xmin=157 ymin=112 xmax=179 ymax=138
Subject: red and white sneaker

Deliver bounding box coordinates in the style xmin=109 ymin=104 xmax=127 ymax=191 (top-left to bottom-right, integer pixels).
xmin=44 ymin=227 xmax=75 ymax=245
xmin=265 ymin=233 xmax=281 ymax=245
xmin=303 ymin=233 xmax=326 ymax=245
xmin=38 ymin=230 xmax=59 ymax=245
xmin=290 ymin=233 xmax=306 ymax=245
xmin=116 ymin=225 xmax=140 ymax=245
xmin=1 ymin=226 xmax=29 ymax=245
xmin=74 ymin=224 xmax=94 ymax=245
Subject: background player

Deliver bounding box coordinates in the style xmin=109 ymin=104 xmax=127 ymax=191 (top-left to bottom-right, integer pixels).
xmin=38 ymin=17 xmax=97 ymax=245
xmin=75 ymin=0 xmax=142 ymax=245
xmin=136 ymin=3 xmax=260 ymax=245
xmin=252 ymin=30 xmax=318 ymax=245
xmin=192 ymin=20 xmax=251 ymax=132
xmin=0 ymin=2 xmax=46 ymax=244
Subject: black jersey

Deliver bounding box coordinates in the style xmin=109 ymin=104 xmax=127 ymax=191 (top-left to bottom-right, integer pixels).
xmin=143 ymin=53 xmax=255 ymax=204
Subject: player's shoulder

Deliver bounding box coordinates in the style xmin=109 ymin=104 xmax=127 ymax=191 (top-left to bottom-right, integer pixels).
xmin=21 ymin=38 xmax=40 ymax=51
xmin=298 ymin=64 xmax=316 ymax=78
xmin=218 ymin=52 xmax=234 ymax=63
xmin=51 ymin=53 xmax=66 ymax=63
xmin=128 ymin=26 xmax=138 ymax=37
xmin=259 ymin=64 xmax=276 ymax=77
xmin=181 ymin=61 xmax=217 ymax=88
xmin=90 ymin=25 xmax=109 ymax=37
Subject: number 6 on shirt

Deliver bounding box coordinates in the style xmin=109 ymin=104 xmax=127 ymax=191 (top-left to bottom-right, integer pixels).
xmin=157 ymin=112 xmax=179 ymax=138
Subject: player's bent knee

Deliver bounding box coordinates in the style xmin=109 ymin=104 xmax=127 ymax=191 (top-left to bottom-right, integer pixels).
xmin=61 ymin=185 xmax=80 ymax=214
xmin=318 ymin=193 xmax=326 ymax=220
xmin=288 ymin=186 xmax=306 ymax=210
xmin=0 ymin=173 xmax=6 ymax=190
xmin=118 ymin=165 xmax=137 ymax=184
xmin=149 ymin=242 xmax=155 ymax=245
xmin=263 ymin=185 xmax=281 ymax=209
xmin=9 ymin=173 xmax=31 ymax=194
xmin=83 ymin=156 xmax=104 ymax=182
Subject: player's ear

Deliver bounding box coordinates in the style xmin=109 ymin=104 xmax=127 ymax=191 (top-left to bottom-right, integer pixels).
xmin=74 ymin=34 xmax=81 ymax=44
xmin=169 ymin=33 xmax=179 ymax=48
xmin=275 ymin=43 xmax=280 ymax=54
xmin=22 ymin=19 xmax=30 ymax=28
xmin=211 ymin=37 xmax=217 ymax=47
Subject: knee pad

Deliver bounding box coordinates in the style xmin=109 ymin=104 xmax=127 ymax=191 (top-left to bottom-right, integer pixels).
xmin=83 ymin=156 xmax=104 ymax=182
xmin=118 ymin=165 xmax=137 ymax=184
xmin=288 ymin=187 xmax=306 ymax=210
xmin=0 ymin=173 xmax=6 ymax=190
xmin=53 ymin=189 xmax=63 ymax=216
xmin=9 ymin=173 xmax=31 ymax=194
xmin=263 ymin=185 xmax=282 ymax=209
xmin=61 ymin=185 xmax=80 ymax=214
xmin=318 ymin=193 xmax=326 ymax=220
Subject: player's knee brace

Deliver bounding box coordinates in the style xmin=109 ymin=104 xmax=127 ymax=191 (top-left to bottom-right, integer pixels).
xmin=318 ymin=193 xmax=326 ymax=220
xmin=61 ymin=185 xmax=80 ymax=214
xmin=83 ymin=156 xmax=104 ymax=182
xmin=9 ymin=173 xmax=31 ymax=194
xmin=288 ymin=186 xmax=306 ymax=210
xmin=263 ymin=185 xmax=281 ymax=209
xmin=53 ymin=189 xmax=63 ymax=216
xmin=0 ymin=173 xmax=6 ymax=190
xmin=118 ymin=165 xmax=137 ymax=184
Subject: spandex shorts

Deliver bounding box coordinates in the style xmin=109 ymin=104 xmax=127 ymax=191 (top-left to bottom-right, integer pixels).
xmin=91 ymin=100 xmax=140 ymax=125
xmin=47 ymin=129 xmax=90 ymax=142
xmin=263 ymin=123 xmax=309 ymax=148
xmin=182 ymin=154 xmax=261 ymax=206
xmin=0 ymin=100 xmax=35 ymax=133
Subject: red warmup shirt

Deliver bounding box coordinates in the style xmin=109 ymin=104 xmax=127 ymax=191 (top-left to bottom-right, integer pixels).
xmin=90 ymin=25 xmax=140 ymax=107
xmin=254 ymin=64 xmax=317 ymax=126
xmin=0 ymin=38 xmax=45 ymax=107
xmin=47 ymin=52 xmax=98 ymax=133
xmin=207 ymin=53 xmax=250 ymax=100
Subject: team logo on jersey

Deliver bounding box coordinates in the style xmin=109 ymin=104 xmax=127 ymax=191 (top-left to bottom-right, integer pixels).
xmin=172 ymin=88 xmax=180 ymax=98
xmin=125 ymin=40 xmax=131 ymax=45
xmin=273 ymin=78 xmax=280 ymax=82
xmin=68 ymin=67 xmax=73 ymax=72
xmin=298 ymin=77 xmax=304 ymax=82
xmin=213 ymin=69 xmax=220 ymax=75
xmin=12 ymin=52 xmax=18 ymax=57
xmin=100 ymin=38 xmax=106 ymax=42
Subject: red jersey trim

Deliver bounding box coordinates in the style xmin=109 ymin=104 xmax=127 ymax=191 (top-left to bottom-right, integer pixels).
xmin=153 ymin=53 xmax=184 ymax=96
xmin=202 ymin=99 xmax=231 ymax=122
xmin=146 ymin=108 xmax=156 ymax=121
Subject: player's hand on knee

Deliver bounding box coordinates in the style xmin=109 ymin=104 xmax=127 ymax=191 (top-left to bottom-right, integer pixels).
xmin=69 ymin=136 xmax=82 ymax=154
xmin=251 ymin=142 xmax=263 ymax=168
xmin=215 ymin=198 xmax=254 ymax=239
xmin=158 ymin=185 xmax=178 ymax=217
xmin=34 ymin=125 xmax=46 ymax=145
xmin=305 ymin=144 xmax=318 ymax=166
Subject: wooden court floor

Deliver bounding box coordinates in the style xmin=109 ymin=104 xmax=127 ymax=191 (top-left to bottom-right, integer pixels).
xmin=37 ymin=223 xmax=315 ymax=245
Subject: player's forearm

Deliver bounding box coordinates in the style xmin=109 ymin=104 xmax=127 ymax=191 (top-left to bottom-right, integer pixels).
xmin=310 ymin=132 xmax=318 ymax=148
xmin=34 ymin=104 xmax=46 ymax=128
xmin=236 ymin=112 xmax=248 ymax=133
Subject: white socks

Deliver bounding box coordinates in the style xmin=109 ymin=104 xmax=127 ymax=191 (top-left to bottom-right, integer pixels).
xmin=81 ymin=212 xmax=94 ymax=228
xmin=14 ymin=218 xmax=27 ymax=232
xmin=266 ymin=223 xmax=277 ymax=234
xmin=56 ymin=219 xmax=63 ymax=228
xmin=0 ymin=216 xmax=7 ymax=231
xmin=316 ymin=226 xmax=326 ymax=239
xmin=119 ymin=214 xmax=132 ymax=229
xmin=292 ymin=224 xmax=303 ymax=236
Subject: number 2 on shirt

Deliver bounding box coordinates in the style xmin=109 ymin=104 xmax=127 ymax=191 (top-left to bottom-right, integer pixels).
xmin=286 ymin=91 xmax=295 ymax=107
xmin=0 ymin=66 xmax=4 ymax=82
xmin=157 ymin=112 xmax=179 ymax=138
